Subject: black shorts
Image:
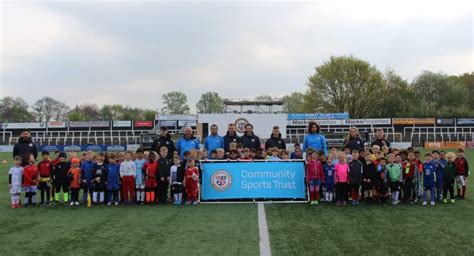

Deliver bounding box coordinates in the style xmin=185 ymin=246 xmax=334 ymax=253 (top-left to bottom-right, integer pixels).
xmin=390 ymin=181 xmax=401 ymax=192
xmin=38 ymin=181 xmax=51 ymax=190
xmin=171 ymin=184 xmax=183 ymax=194
xmin=362 ymin=181 xmax=375 ymax=190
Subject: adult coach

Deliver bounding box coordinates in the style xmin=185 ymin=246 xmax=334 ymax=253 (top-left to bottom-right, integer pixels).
xmin=204 ymin=124 xmax=224 ymax=158
xmin=302 ymin=121 xmax=328 ymax=156
xmin=13 ymin=129 xmax=38 ymax=166
xmin=223 ymin=123 xmax=241 ymax=153
xmin=151 ymin=126 xmax=175 ymax=159
xmin=241 ymin=123 xmax=261 ymax=150
xmin=176 ymin=126 xmax=200 ymax=159
xmin=371 ymin=128 xmax=391 ymax=150
xmin=344 ymin=127 xmax=365 ymax=152
xmin=265 ymin=125 xmax=286 ymax=150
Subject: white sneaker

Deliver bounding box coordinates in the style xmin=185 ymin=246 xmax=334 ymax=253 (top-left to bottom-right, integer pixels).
xmin=107 ymin=202 xmax=112 ymax=206
xmin=70 ymin=202 xmax=74 ymax=206
xmin=114 ymin=202 xmax=119 ymax=206
xmin=430 ymin=201 xmax=435 ymax=206
xmin=422 ymin=201 xmax=427 ymax=206
xmin=74 ymin=202 xmax=80 ymax=206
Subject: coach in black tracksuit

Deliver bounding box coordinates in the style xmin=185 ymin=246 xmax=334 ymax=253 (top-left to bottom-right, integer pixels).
xmin=264 ymin=126 xmax=286 ymax=150
xmin=241 ymin=124 xmax=261 ymax=150
xmin=151 ymin=127 xmax=175 ymax=158
xmin=13 ymin=129 xmax=38 ymax=166
xmin=223 ymin=124 xmax=242 ymax=153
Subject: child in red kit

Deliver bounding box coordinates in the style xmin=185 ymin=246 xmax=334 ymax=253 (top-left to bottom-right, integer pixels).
xmin=23 ymin=154 xmax=39 ymax=207
xmin=184 ymin=159 xmax=199 ymax=205
xmin=144 ymin=152 xmax=158 ymax=204
xmin=38 ymin=151 xmax=52 ymax=206
xmin=306 ymin=151 xmax=324 ymax=205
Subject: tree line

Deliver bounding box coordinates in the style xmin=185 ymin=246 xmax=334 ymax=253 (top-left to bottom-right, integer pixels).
xmin=1 ymin=55 xmax=473 ymax=123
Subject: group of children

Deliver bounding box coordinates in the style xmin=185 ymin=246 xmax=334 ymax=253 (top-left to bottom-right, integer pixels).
xmin=305 ymin=146 xmax=469 ymax=206
xmin=7 ymin=143 xmax=470 ymax=208
xmin=8 ymin=147 xmax=201 ymax=208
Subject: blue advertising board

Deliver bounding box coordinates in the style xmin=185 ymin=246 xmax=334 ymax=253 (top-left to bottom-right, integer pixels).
xmin=287 ymin=112 xmax=349 ymax=120
xmin=201 ymin=161 xmax=305 ymax=200
xmin=39 ymin=144 xmax=128 ymax=152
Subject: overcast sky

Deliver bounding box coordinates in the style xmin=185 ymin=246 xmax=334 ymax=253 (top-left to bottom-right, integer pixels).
xmin=1 ymin=0 xmax=472 ymax=112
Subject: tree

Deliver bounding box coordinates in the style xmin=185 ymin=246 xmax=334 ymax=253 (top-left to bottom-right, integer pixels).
xmin=67 ymin=104 xmax=100 ymax=121
xmin=411 ymin=71 xmax=465 ymax=117
xmin=196 ymin=92 xmax=224 ymax=113
xmin=371 ymin=70 xmax=416 ymax=118
xmin=99 ymin=104 xmax=124 ymax=120
xmin=161 ymin=92 xmax=190 ymax=114
xmin=0 ymin=97 xmax=34 ymax=122
xmin=282 ymin=92 xmax=305 ymax=113
xmin=303 ymin=56 xmax=384 ymax=118
xmin=32 ymin=97 xmax=70 ymax=122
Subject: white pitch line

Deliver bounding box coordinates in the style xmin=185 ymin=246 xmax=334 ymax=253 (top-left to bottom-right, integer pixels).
xmin=258 ymin=203 xmax=271 ymax=256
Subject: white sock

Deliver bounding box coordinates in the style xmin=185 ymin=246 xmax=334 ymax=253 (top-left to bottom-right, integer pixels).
xmin=329 ymin=192 xmax=333 ymax=201
xmin=92 ymin=192 xmax=98 ymax=203
xmin=99 ymin=192 xmax=104 ymax=203
xmin=178 ymin=193 xmax=182 ymax=201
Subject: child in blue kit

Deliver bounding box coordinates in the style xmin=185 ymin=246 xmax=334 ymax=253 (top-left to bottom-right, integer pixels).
xmin=422 ymin=153 xmax=437 ymax=206
xmin=107 ymin=154 xmax=121 ymax=206
xmin=323 ymin=156 xmax=335 ymax=204
xmin=432 ymin=150 xmax=445 ymax=201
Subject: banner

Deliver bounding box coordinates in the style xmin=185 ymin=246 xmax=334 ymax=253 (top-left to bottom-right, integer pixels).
xmin=68 ymin=121 xmax=109 ymax=128
xmin=436 ymin=118 xmax=454 ymax=125
xmin=424 ymin=142 xmax=445 ymax=149
xmin=156 ymin=114 xmax=196 ymax=121
xmin=40 ymin=145 xmax=63 ymax=152
xmin=445 ymin=141 xmax=465 ymax=149
xmin=178 ymin=120 xmax=197 ymax=127
xmin=390 ymin=142 xmax=412 ymax=149
xmin=393 ymin=118 xmax=435 ymax=125
xmin=0 ymin=145 xmax=14 ymax=152
xmin=159 ymin=120 xmax=177 ymax=127
xmin=2 ymin=123 xmax=46 ymax=129
xmin=39 ymin=144 xmax=136 ymax=152
xmin=106 ymin=145 xmax=127 ymax=152
xmin=287 ymin=119 xmax=391 ymax=126
xmin=456 ymin=118 xmax=474 ymax=125
xmin=467 ymin=141 xmax=474 ymax=149
xmin=202 ymin=161 xmax=305 ymax=200
xmin=112 ymin=121 xmax=132 ymax=128
xmin=47 ymin=121 xmax=66 ymax=128
xmin=63 ymin=145 xmax=82 ymax=152
xmin=287 ymin=112 xmax=349 ymax=120
xmin=134 ymin=121 xmax=154 ymax=128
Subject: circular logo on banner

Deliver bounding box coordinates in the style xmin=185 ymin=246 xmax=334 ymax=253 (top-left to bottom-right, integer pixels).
xmin=211 ymin=170 xmax=232 ymax=191
xmin=234 ymin=118 xmax=249 ymax=134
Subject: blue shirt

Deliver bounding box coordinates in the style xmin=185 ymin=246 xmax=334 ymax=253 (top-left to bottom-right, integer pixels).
xmin=134 ymin=159 xmax=146 ymax=185
xmin=204 ymin=134 xmax=224 ymax=158
xmin=324 ymin=164 xmax=335 ymax=185
xmin=302 ymin=133 xmax=328 ymax=156
xmin=81 ymin=160 xmax=95 ymax=183
xmin=423 ymin=162 xmax=436 ymax=187
xmin=176 ymin=136 xmax=200 ymax=159
xmin=107 ymin=163 xmax=120 ymax=185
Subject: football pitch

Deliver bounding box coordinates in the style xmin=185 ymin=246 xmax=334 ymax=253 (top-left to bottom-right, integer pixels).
xmin=0 ymin=150 xmax=473 ymax=256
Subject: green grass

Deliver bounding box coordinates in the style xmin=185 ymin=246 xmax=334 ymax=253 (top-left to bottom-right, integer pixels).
xmin=0 ymin=150 xmax=473 ymax=255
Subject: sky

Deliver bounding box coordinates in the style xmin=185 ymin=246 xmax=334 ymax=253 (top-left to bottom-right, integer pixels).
xmin=1 ymin=0 xmax=472 ymax=113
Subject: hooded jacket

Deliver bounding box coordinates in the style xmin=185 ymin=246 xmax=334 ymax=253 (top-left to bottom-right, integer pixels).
xmin=176 ymin=135 xmax=200 ymax=159
xmin=265 ymin=133 xmax=286 ymax=150
xmin=13 ymin=137 xmax=38 ymax=166
xmin=151 ymin=133 xmax=176 ymax=159
xmin=223 ymin=131 xmax=241 ymax=152
xmin=241 ymin=132 xmax=261 ymax=150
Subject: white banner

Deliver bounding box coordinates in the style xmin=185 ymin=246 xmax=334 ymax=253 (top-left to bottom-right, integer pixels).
xmin=287 ymin=119 xmax=391 ymax=126
xmin=198 ymin=114 xmax=287 ymax=139
xmin=390 ymin=142 xmax=412 ymax=149
xmin=2 ymin=123 xmax=46 ymax=129
xmin=0 ymin=145 xmax=14 ymax=152
xmin=112 ymin=120 xmax=132 ymax=127
xmin=178 ymin=120 xmax=197 ymax=127
xmin=156 ymin=114 xmax=197 ymax=121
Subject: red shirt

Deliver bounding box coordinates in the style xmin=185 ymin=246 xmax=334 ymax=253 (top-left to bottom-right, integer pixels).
xmin=185 ymin=167 xmax=199 ymax=186
xmin=144 ymin=161 xmax=158 ymax=179
xmin=23 ymin=164 xmax=39 ymax=186
xmin=402 ymin=161 xmax=415 ymax=179
xmin=38 ymin=160 xmax=52 ymax=177
xmin=455 ymin=157 xmax=468 ymax=175
xmin=306 ymin=159 xmax=324 ymax=181
xmin=68 ymin=168 xmax=82 ymax=188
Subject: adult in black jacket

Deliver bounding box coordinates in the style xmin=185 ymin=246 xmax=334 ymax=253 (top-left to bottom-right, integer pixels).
xmin=223 ymin=123 xmax=241 ymax=153
xmin=241 ymin=124 xmax=261 ymax=150
xmin=151 ymin=127 xmax=175 ymax=158
xmin=370 ymin=128 xmax=391 ymax=151
xmin=343 ymin=127 xmax=365 ymax=152
xmin=13 ymin=129 xmax=38 ymax=166
xmin=264 ymin=126 xmax=286 ymax=150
